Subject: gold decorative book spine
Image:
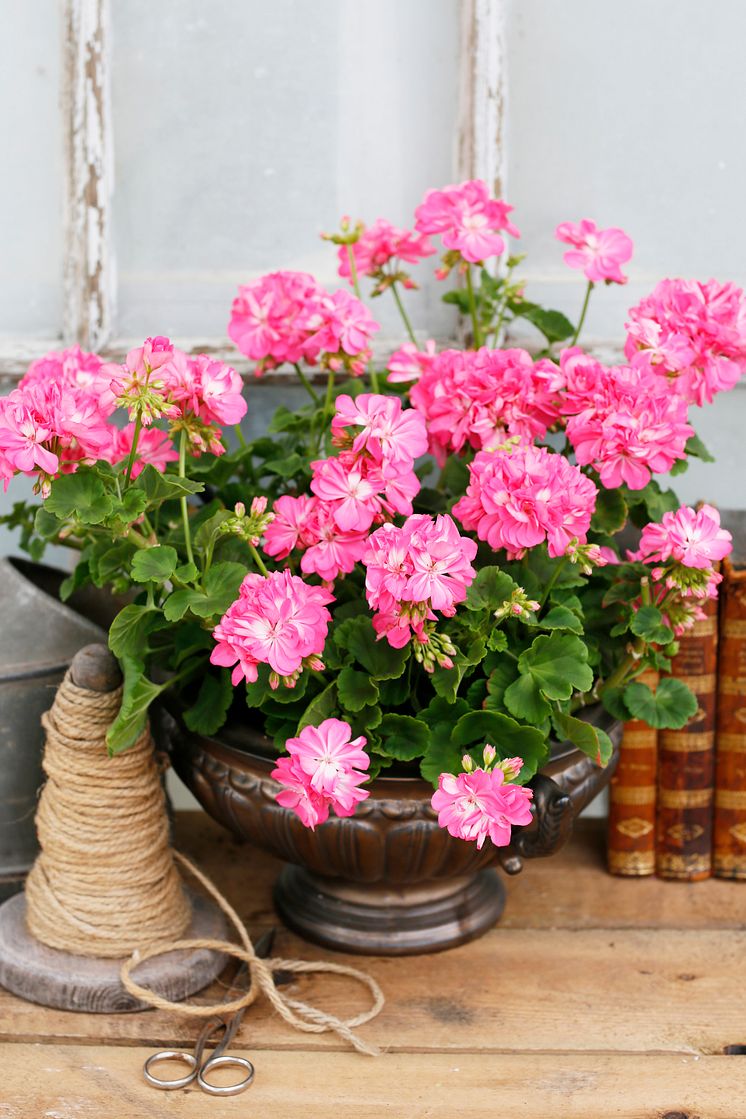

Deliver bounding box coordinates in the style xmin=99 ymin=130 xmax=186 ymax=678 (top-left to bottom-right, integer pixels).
xmin=655 ymin=599 xmax=718 ymax=881
xmin=607 ymin=669 xmax=659 ymax=876
xmin=714 ymin=558 xmax=746 ymax=878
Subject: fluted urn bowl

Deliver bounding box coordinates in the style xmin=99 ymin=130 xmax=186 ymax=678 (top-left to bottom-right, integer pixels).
xmin=162 ymin=705 xmax=620 ymax=955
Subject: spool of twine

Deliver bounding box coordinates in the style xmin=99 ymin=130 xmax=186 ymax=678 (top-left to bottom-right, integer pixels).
xmin=24 ymin=645 xmax=384 ymax=1055
xmin=25 ymin=656 xmax=191 ymax=957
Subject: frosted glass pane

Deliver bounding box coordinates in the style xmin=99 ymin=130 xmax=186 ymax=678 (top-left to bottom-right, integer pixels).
xmin=0 ymin=0 xmax=63 ymax=338
xmin=111 ymin=0 xmax=461 ymax=341
xmin=504 ymin=0 xmax=746 ymax=341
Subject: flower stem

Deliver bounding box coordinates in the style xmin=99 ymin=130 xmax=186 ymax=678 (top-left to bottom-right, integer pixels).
xmin=539 ymin=555 xmax=569 ymax=609
xmin=391 ymin=282 xmax=418 ymax=346
xmin=124 ymin=413 xmax=143 ymax=486
xmin=346 ymin=245 xmax=362 ymax=300
xmin=293 ymin=362 xmax=321 ymax=405
xmin=316 ymin=370 xmax=336 ymax=452
xmin=234 ymin=424 xmax=247 ymax=448
xmin=571 ymin=281 xmax=594 ymax=346
xmin=464 ymin=265 xmax=482 ymax=348
xmin=249 ymin=542 xmax=269 ymax=577
xmin=178 ymin=429 xmax=194 ymax=566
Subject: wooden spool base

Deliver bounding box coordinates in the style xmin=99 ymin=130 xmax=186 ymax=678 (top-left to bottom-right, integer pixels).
xmin=0 ymin=887 xmax=228 ymax=1013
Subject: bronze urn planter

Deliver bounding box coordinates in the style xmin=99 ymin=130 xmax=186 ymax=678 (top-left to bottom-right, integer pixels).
xmin=162 ymin=705 xmax=621 ymax=956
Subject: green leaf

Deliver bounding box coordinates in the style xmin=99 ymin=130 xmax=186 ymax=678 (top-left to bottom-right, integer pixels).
xmin=163 ymin=561 xmax=246 ymax=621
xmin=535 ymin=605 xmax=583 ymax=634
xmin=265 ymin=453 xmax=306 ymax=479
xmin=33 ymin=506 xmax=63 ymax=540
xmin=108 ymin=604 xmax=164 ymax=660
xmin=183 ymin=671 xmax=234 ymax=735
xmin=193 ymin=509 xmax=233 ymax=556
xmin=106 ymin=655 xmax=165 ymax=755
xmin=334 ymin=616 xmax=409 ymax=680
xmin=601 ymin=685 xmax=632 ymax=723
xmin=504 ymin=673 xmax=552 ymax=723
xmin=419 ymin=694 xmax=471 ymax=786
xmin=624 ymin=677 xmax=698 ymax=729
xmin=516 ymin=633 xmax=593 ymax=701
xmin=685 ymin=433 xmax=714 ymax=462
xmin=430 ymin=661 xmax=465 ymax=703
xmin=131 ymin=544 xmax=179 ymax=584
xmin=629 ymin=606 xmax=673 ymax=645
xmin=592 ymin=487 xmax=628 ymax=535
xmin=451 ymin=710 xmax=547 ymax=782
xmin=465 ymin=567 xmax=518 ymax=613
xmin=45 ymin=472 xmax=113 ymax=525
xmin=298 ymin=682 xmax=338 ymax=730
xmin=337 ymin=667 xmax=379 ymax=712
xmin=441 ymin=289 xmax=472 ymax=313
xmin=175 ymin=561 xmax=199 ymax=583
xmin=59 ymin=558 xmax=92 ymax=602
xmin=377 ymin=714 xmax=431 ymax=761
xmin=484 ymin=660 xmax=519 ymax=710
xmin=553 ymin=711 xmax=614 ymax=765
xmin=510 ymin=300 xmax=575 ymax=343
xmin=134 ymin=465 xmax=205 ymax=504
xmin=420 ymin=738 xmax=463 ymax=788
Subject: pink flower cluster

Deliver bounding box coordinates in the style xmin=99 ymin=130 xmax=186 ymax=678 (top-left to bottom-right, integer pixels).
xmin=108 ymin=424 xmax=178 ymax=479
xmin=558 ymin=348 xmax=693 ymax=490
xmin=386 ymin=340 xmax=438 ymax=384
xmin=555 ymin=219 xmax=633 ymax=284
xmin=338 ymin=218 xmax=434 ymax=287
xmin=415 ymin=180 xmax=519 ymax=267
xmin=363 ymin=513 xmax=477 ymax=654
xmin=0 ymin=346 xmax=114 ymax=493
xmin=633 ymin=504 xmax=732 ymax=571
xmin=625 ymin=278 xmax=746 ymax=405
xmin=409 ymin=347 xmax=561 ymax=464
xmin=431 ymin=765 xmax=533 ymax=849
xmin=453 ymin=443 xmax=598 ymax=559
xmin=272 ymin=719 xmax=370 ymax=829
xmin=264 ymin=393 xmax=427 ymax=583
xmin=228 ymin=271 xmax=380 ymax=377
xmin=210 ymin=570 xmax=333 ymax=688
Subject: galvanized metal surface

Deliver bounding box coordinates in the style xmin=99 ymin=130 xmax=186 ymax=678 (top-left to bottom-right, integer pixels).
xmin=0 ymin=559 xmax=104 ymax=898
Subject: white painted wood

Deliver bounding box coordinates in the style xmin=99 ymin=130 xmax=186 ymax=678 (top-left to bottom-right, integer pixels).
xmin=62 ymin=0 xmax=114 ymax=350
xmin=458 ymin=0 xmax=506 ymax=196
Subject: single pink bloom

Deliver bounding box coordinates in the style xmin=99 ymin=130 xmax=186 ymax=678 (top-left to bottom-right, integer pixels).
xmin=387 ymin=340 xmax=438 ymax=384
xmin=272 ymin=719 xmax=370 ymax=827
xmin=431 ymin=767 xmax=533 ymax=849
xmin=337 ymin=218 xmax=434 ymax=282
xmin=415 ymin=180 xmax=519 ymax=265
xmin=310 ymin=456 xmax=380 ymax=532
xmin=556 ymin=219 xmax=633 ymax=284
xmin=633 ymin=504 xmax=732 ymax=570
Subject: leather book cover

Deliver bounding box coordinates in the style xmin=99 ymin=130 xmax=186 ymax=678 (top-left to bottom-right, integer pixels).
xmin=713 ymin=556 xmax=746 ymax=878
xmin=655 ymin=597 xmax=718 ymax=881
xmin=607 ymin=669 xmax=658 ymax=876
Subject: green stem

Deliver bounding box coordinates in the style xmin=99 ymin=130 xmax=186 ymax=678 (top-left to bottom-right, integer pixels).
xmin=391 ymin=282 xmax=418 ymax=346
xmin=464 ymin=265 xmax=482 ymax=349
xmin=316 ymin=370 xmax=336 ymax=452
xmin=369 ymin=366 xmax=381 ymax=393
xmin=571 ymin=281 xmax=594 ymax=346
xmin=178 ymin=430 xmax=195 ymax=567
xmin=293 ymin=362 xmax=321 ymax=405
xmin=539 ymin=556 xmax=569 ymax=609
xmin=234 ymin=424 xmax=247 ymax=448
xmin=124 ymin=413 xmax=143 ymax=486
xmin=491 ymin=262 xmax=516 ymax=345
xmin=249 ymin=542 xmax=269 ymax=577
xmin=346 ymin=245 xmax=362 ymax=299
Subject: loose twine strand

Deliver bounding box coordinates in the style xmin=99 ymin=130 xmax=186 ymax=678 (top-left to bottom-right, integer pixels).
xmin=25 ymin=668 xmax=383 ymax=1056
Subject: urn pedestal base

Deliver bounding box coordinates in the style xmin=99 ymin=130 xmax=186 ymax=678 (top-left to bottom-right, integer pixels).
xmin=274 ymin=865 xmax=505 ymax=956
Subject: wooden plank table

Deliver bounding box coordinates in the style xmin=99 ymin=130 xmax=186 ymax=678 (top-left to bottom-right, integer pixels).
xmin=1 ymin=813 xmax=745 ymax=1117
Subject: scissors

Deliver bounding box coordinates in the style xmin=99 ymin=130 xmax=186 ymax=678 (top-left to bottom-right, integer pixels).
xmin=143 ymin=928 xmax=275 ymax=1097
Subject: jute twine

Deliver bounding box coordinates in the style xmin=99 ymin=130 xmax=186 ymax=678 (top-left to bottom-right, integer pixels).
xmin=25 ymin=666 xmax=384 ymax=1056
xmin=25 ymin=673 xmax=191 ymax=956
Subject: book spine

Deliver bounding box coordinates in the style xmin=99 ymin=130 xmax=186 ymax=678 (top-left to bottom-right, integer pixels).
xmin=655 ymin=599 xmax=718 ymax=881
xmin=713 ymin=559 xmax=746 ymax=879
xmin=607 ymin=669 xmax=659 ymax=876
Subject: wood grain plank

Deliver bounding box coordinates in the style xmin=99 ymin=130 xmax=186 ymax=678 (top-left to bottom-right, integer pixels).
xmin=1 ymin=1045 xmax=744 ymax=1118
xmin=0 ymin=928 xmax=744 ymax=1056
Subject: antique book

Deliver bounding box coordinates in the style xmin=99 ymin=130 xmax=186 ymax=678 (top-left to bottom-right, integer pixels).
xmin=607 ymin=669 xmax=659 ymax=876
xmin=713 ymin=556 xmax=746 ymax=878
xmin=655 ymin=597 xmax=718 ymax=881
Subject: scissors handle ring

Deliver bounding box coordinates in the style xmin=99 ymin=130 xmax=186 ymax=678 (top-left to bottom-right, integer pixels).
xmin=143 ymin=1050 xmax=198 ymax=1090
xmin=197 ymin=1054 xmax=256 ymax=1096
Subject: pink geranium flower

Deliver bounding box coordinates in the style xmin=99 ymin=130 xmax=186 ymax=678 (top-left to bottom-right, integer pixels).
xmin=272 ymin=719 xmax=370 ymax=828
xmin=625 ymin=278 xmax=746 ymax=405
xmin=331 ymin=392 xmax=428 ymax=474
xmin=453 ymin=444 xmax=598 ymax=559
xmin=386 ymin=340 xmax=438 ymax=384
xmin=415 ymin=180 xmax=519 ymax=265
xmin=338 ymin=218 xmax=435 ymax=287
xmin=106 ymin=423 xmax=178 ymax=479
xmin=310 ymin=456 xmax=380 ymax=532
xmin=431 ymin=766 xmax=533 ymax=849
xmin=263 ymin=494 xmax=368 ymax=583
xmin=300 ymin=288 xmax=380 ymax=376
xmin=633 ymin=504 xmax=733 ymax=570
xmin=555 ymin=219 xmax=633 ymax=284
xmin=228 ymin=270 xmax=326 ymax=374
xmin=211 ymin=570 xmax=333 ymax=688
xmin=410 ymin=347 xmax=562 ymax=463
xmin=164 ymin=353 xmax=247 ymax=428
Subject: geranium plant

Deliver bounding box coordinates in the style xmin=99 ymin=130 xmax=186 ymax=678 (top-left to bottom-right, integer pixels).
xmin=2 ymin=180 xmax=741 ymax=850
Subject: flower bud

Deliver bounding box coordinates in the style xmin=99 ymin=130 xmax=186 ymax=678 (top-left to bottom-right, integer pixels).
xmin=461 ymin=753 xmax=474 ymax=773
xmin=483 ymin=744 xmax=497 ymax=767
